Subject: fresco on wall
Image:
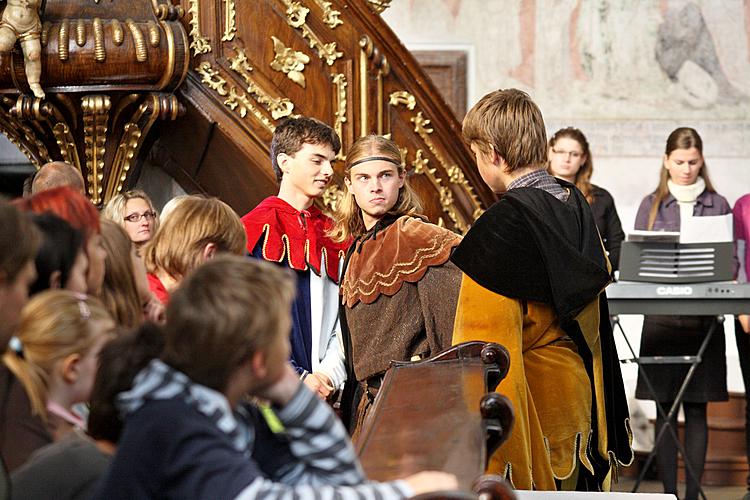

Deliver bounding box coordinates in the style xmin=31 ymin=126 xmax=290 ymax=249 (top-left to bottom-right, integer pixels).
xmin=386 ymin=0 xmax=750 ymax=156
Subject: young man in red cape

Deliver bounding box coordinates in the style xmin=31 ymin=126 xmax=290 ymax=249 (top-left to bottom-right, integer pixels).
xmin=241 ymin=117 xmax=348 ymax=399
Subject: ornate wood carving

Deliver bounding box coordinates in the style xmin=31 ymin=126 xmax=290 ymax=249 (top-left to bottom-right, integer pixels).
xmin=0 ymin=0 xmax=494 ymax=226
xmin=0 ymin=0 xmax=190 ymax=206
xmin=162 ymin=0 xmax=495 ymax=226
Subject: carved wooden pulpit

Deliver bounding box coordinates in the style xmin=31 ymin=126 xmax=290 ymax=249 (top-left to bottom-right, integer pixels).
xmin=356 ymin=341 xmax=516 ymax=499
xmin=0 ymin=0 xmax=495 ymax=225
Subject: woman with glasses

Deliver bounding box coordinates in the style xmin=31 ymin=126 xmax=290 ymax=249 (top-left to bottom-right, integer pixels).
xmin=547 ymin=127 xmax=625 ymax=271
xmin=103 ymin=190 xmax=159 ymax=252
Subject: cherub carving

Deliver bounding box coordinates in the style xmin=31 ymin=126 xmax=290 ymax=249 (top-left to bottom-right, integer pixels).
xmin=0 ymin=0 xmax=44 ymax=98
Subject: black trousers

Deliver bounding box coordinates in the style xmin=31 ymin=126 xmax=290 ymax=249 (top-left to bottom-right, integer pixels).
xmin=735 ymin=318 xmax=750 ymax=490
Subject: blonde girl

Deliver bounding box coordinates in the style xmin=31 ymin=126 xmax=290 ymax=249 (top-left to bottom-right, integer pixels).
xmin=1 ymin=291 xmax=114 ymax=470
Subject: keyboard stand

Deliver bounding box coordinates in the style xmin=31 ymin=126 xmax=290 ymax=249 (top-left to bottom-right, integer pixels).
xmin=612 ymin=314 xmax=724 ymax=500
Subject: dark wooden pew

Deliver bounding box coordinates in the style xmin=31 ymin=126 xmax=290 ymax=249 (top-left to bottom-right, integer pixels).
xmin=356 ymin=341 xmax=516 ymax=499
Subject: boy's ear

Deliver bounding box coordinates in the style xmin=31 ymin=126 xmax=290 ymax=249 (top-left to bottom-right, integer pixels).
xmin=202 ymin=242 xmax=218 ymax=261
xmin=277 ymin=153 xmax=290 ymax=176
xmin=61 ymin=353 xmax=82 ymax=385
xmin=488 ymin=145 xmax=501 ymax=166
xmin=250 ymin=350 xmax=268 ymax=379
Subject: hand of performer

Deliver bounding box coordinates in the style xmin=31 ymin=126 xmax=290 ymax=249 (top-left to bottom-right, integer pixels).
xmin=303 ymin=372 xmax=334 ymax=399
xmin=402 ymin=471 xmax=459 ymax=495
xmin=739 ymin=314 xmax=750 ymax=334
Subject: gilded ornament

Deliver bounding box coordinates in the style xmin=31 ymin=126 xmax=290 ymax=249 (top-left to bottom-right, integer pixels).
xmin=322 ymin=184 xmax=344 ymax=211
xmin=76 ymin=19 xmax=86 ymax=47
xmin=197 ymin=62 xmax=228 ymax=96
xmin=81 ymin=95 xmax=111 ymax=205
xmin=107 ymin=94 xmax=183 ymax=201
xmin=196 ymin=62 xmax=275 ymax=132
xmin=409 ymin=148 xmax=466 ymax=231
xmin=367 ymin=0 xmax=392 ymax=13
xmin=411 ymin=111 xmax=482 ymax=219
xmin=5 ymin=96 xmax=52 ymax=163
xmin=187 ymin=0 xmax=211 ymax=55
xmin=270 ymin=36 xmax=309 ymax=88
xmin=281 ymin=0 xmax=342 ymax=65
xmin=228 ymin=46 xmax=294 ymax=120
xmin=93 ymin=18 xmax=106 ymax=62
xmin=412 ymin=149 xmax=433 ymax=175
xmin=446 ymin=165 xmax=465 ymax=184
xmin=313 ymin=0 xmax=343 ymax=29
xmin=58 ymin=19 xmax=70 ymax=61
xmin=125 ymin=19 xmax=148 ymax=62
xmin=284 ymin=2 xmax=309 ymax=28
xmin=222 ymin=0 xmax=237 ymax=42
xmin=52 ymin=121 xmax=81 ymax=168
xmin=331 ymin=73 xmax=347 ymax=156
xmin=150 ymin=0 xmax=184 ymax=21
xmin=147 ymin=21 xmax=160 ymax=47
xmin=41 ymin=21 xmax=50 ymax=47
xmin=388 ymin=91 xmax=416 ymax=111
xmin=111 ymin=19 xmax=124 ymax=46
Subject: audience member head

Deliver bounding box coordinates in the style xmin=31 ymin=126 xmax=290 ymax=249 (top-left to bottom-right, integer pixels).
xmin=102 ymin=190 xmax=159 ymax=248
xmin=29 ymin=213 xmax=88 ymax=295
xmin=87 ymin=323 xmax=164 ymax=445
xmin=162 ymin=256 xmax=294 ymax=395
xmin=646 ymin=127 xmax=716 ymax=230
xmin=31 ymin=162 xmax=85 ymax=195
xmin=330 ymin=135 xmax=421 ymax=242
xmin=17 ymin=186 xmax=106 ymax=296
xmin=462 ymin=88 xmax=547 ymax=192
xmin=0 ymin=201 xmax=40 ymax=346
xmin=143 ymin=196 xmax=246 ymax=285
xmin=547 ymin=127 xmax=594 ymax=203
xmin=3 ymin=291 xmax=114 ymax=421
xmin=270 ymin=117 xmax=341 ymax=208
xmin=100 ymin=220 xmax=146 ymax=329
xmin=158 ymin=194 xmax=190 ymax=224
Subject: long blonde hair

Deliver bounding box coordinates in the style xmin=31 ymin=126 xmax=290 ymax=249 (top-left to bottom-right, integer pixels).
xmin=3 ymin=290 xmax=112 ymax=421
xmin=646 ymin=127 xmax=716 ymax=230
xmin=329 ymin=135 xmax=422 ymax=242
xmin=143 ymin=196 xmax=246 ymax=282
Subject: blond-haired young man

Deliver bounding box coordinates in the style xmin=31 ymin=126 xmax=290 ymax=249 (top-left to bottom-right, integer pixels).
xmin=451 ymin=89 xmax=633 ymax=491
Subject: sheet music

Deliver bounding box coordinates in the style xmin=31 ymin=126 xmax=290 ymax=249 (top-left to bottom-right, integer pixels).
xmin=679 ymin=213 xmax=733 ymax=243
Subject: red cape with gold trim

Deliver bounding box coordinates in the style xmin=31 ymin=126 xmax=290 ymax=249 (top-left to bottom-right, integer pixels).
xmin=241 ymin=196 xmax=348 ymax=283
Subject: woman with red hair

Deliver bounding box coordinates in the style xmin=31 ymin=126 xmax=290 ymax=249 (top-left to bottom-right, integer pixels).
xmin=15 ymin=187 xmax=107 ymax=296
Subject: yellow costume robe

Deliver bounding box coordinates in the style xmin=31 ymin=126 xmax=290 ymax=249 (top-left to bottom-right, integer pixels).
xmin=451 ymin=180 xmax=633 ymax=491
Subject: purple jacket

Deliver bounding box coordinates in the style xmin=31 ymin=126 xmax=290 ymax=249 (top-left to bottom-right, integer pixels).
xmin=634 ymin=189 xmax=732 ymax=231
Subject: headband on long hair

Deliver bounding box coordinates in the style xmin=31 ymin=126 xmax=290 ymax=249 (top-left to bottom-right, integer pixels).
xmin=348 ymin=156 xmax=401 ymax=169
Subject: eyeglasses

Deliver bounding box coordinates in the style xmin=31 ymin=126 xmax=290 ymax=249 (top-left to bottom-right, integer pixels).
xmin=551 ymin=148 xmax=583 ymax=159
xmin=123 ymin=211 xmax=156 ymax=223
